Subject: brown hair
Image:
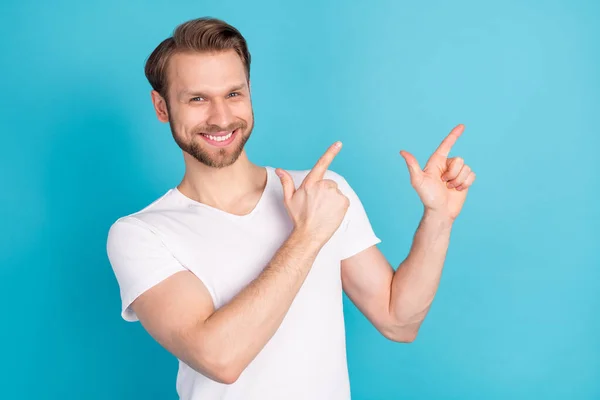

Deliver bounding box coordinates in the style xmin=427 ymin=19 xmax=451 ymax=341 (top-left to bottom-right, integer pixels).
xmin=144 ymin=17 xmax=251 ymax=102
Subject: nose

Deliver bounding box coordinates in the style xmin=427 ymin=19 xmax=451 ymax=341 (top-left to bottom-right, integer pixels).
xmin=206 ymin=99 xmax=234 ymax=129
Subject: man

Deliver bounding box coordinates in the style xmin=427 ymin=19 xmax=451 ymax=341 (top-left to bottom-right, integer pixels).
xmin=106 ymin=17 xmax=476 ymax=400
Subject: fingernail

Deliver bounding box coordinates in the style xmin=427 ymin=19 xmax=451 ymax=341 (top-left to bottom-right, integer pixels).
xmin=335 ymin=141 xmax=342 ymax=148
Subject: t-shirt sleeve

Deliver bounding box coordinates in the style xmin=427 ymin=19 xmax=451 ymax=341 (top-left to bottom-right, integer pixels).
xmin=106 ymin=216 xmax=187 ymax=322
xmin=329 ymin=171 xmax=382 ymax=260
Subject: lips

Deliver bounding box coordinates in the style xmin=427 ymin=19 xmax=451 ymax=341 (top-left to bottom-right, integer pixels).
xmin=199 ymin=128 xmax=239 ymax=147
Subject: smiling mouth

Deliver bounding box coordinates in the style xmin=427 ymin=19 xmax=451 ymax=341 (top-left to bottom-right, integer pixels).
xmin=201 ymin=131 xmax=233 ymax=141
xmin=199 ymin=128 xmax=239 ymax=146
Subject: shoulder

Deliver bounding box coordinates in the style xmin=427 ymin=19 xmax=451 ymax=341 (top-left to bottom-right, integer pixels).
xmin=106 ymin=216 xmax=159 ymax=257
xmin=106 ymin=188 xmax=183 ymax=247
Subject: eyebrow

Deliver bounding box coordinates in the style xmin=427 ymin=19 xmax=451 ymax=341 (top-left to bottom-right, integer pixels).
xmin=180 ymin=83 xmax=247 ymax=99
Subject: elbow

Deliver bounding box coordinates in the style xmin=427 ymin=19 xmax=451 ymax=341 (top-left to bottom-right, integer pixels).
xmin=380 ymin=321 xmax=419 ymax=343
xmin=192 ymin=346 xmax=245 ymax=385
xmin=187 ymin=325 xmax=250 ymax=385
xmin=384 ymin=329 xmax=418 ymax=343
xmin=200 ymin=354 xmax=244 ymax=385
xmin=397 ymin=331 xmax=418 ymax=343
xmin=213 ymin=367 xmax=241 ymax=385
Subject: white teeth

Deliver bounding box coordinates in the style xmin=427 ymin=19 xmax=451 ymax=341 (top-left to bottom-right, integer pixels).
xmin=205 ymin=131 xmax=233 ymax=142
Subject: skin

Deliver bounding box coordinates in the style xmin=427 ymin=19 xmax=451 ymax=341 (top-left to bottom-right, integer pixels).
xmin=150 ymin=50 xmax=263 ymax=215
xmin=341 ymin=124 xmax=476 ymax=341
xmin=136 ymin=49 xmax=476 ymax=383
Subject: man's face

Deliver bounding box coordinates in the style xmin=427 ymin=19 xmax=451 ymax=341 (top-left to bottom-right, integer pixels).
xmin=158 ymin=50 xmax=254 ymax=168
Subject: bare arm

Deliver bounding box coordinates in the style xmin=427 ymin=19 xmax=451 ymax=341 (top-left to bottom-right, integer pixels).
xmin=132 ymin=229 xmax=322 ymax=384
xmin=387 ymin=211 xmax=453 ymax=337
xmin=342 ymin=125 xmax=476 ymax=342
xmin=341 ymin=211 xmax=452 ymax=342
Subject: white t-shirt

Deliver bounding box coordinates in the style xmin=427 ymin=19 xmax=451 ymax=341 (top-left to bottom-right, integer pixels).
xmin=106 ymin=166 xmax=381 ymax=399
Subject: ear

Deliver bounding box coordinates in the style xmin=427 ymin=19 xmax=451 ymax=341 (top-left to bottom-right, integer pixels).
xmin=150 ymin=90 xmax=169 ymax=123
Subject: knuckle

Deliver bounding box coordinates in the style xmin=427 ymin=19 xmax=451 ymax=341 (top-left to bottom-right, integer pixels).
xmin=323 ymin=179 xmax=338 ymax=188
xmin=300 ymin=184 xmax=311 ymax=194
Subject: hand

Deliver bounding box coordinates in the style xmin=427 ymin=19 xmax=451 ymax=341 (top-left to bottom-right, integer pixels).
xmin=276 ymin=141 xmax=350 ymax=246
xmin=399 ymin=124 xmax=476 ymax=221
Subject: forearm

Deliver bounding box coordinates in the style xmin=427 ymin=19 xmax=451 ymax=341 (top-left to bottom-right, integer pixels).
xmin=390 ymin=210 xmax=453 ymax=334
xmin=201 ymin=228 xmax=322 ymax=378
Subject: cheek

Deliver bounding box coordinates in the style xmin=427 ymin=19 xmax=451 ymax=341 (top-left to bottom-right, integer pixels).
xmin=231 ymin=98 xmax=251 ymax=114
xmin=175 ymin=109 xmax=208 ymax=134
xmin=237 ymin=103 xmax=253 ymax=124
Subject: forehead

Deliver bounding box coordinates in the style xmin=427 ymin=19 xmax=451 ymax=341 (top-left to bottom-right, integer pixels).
xmin=167 ymin=50 xmax=247 ymax=96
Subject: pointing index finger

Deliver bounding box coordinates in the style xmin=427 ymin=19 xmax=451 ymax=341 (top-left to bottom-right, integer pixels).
xmin=434 ymin=124 xmax=465 ymax=158
xmin=302 ymin=141 xmax=342 ymax=186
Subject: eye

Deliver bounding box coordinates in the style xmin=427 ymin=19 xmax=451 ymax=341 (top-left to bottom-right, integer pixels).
xmin=190 ymin=97 xmax=204 ymax=102
xmin=228 ymin=92 xmax=241 ymax=98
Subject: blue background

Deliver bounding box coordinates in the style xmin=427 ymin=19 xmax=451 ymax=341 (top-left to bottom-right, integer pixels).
xmin=1 ymin=0 xmax=598 ymax=398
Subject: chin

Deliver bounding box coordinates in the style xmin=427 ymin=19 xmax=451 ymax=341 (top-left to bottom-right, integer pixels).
xmin=187 ymin=138 xmax=247 ymax=169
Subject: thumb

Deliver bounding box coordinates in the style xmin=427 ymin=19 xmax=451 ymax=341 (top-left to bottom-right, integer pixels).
xmin=275 ymin=168 xmax=295 ymax=203
xmin=399 ymin=150 xmax=422 ymax=178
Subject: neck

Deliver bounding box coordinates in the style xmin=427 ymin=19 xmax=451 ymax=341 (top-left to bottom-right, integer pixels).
xmin=177 ymin=150 xmax=265 ymax=211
